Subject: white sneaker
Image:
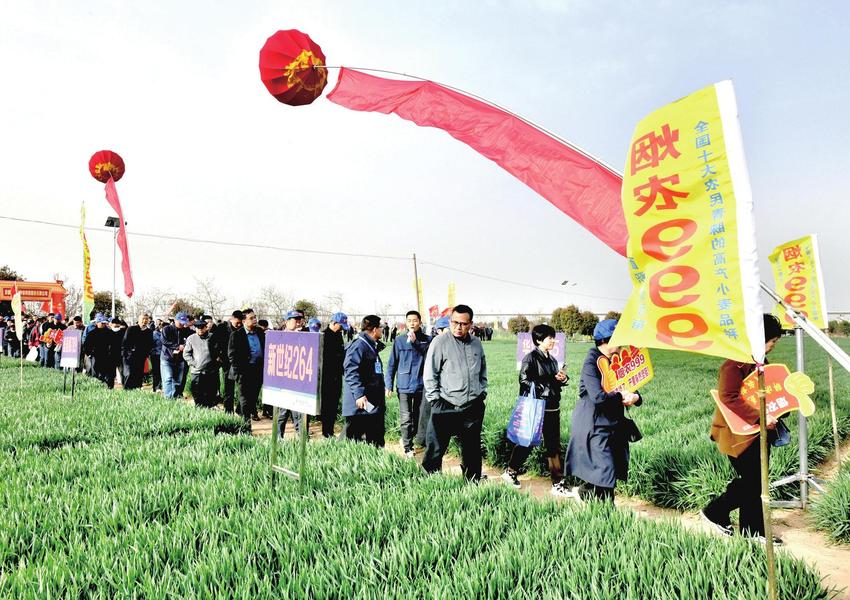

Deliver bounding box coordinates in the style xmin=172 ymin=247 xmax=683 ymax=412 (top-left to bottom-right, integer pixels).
xmin=550 ymin=482 xmax=573 ymax=498
xmin=404 ymin=450 xmax=415 ymax=459
xmin=501 ymin=470 xmax=521 ymax=489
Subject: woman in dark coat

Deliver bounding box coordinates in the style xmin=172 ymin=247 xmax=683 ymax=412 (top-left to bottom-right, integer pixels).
xmin=502 ymin=324 xmax=569 ymax=493
xmin=564 ymin=319 xmax=642 ymax=502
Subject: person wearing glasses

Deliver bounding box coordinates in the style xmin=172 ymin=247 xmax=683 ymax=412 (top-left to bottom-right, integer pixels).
xmin=422 ymin=304 xmax=488 ymax=482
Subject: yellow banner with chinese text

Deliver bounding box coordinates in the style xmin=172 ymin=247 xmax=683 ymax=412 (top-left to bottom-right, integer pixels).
xmin=80 ymin=203 xmax=95 ymax=324
xmin=610 ymin=81 xmax=765 ymax=364
xmin=768 ymin=235 xmax=828 ymax=330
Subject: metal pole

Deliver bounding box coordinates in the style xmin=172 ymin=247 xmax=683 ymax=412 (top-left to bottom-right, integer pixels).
xmin=796 ymin=326 xmax=808 ymax=508
xmin=412 ymin=253 xmax=421 ymax=310
xmin=71 ymin=368 xmax=76 ymax=401
xmin=270 ymin=406 xmax=280 ymax=484
xmin=299 ymin=412 xmax=308 ymax=494
xmin=758 ymin=366 xmax=778 ymax=600
xmin=111 ymin=227 xmax=117 ymax=317
xmin=828 ymin=357 xmax=840 ymax=464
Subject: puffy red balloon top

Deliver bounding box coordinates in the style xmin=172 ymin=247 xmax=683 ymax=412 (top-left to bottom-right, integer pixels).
xmin=259 ymin=29 xmax=328 ymax=106
xmin=89 ymin=150 xmax=125 ymax=183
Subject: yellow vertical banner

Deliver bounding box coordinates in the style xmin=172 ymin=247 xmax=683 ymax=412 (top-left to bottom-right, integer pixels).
xmin=415 ymin=277 xmax=425 ymax=319
xmin=769 ymin=234 xmax=828 ymax=329
xmin=80 ymin=203 xmax=95 ymax=324
xmin=447 ymin=282 xmax=456 ymax=309
xmin=610 ymin=81 xmax=764 ymax=363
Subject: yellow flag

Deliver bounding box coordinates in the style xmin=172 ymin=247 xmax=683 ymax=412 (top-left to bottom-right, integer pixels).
xmin=448 ymin=282 xmax=456 ymax=309
xmin=80 ymin=203 xmax=95 ymax=324
xmin=610 ymin=81 xmax=765 ymax=364
xmin=769 ymin=235 xmax=828 ymax=329
xmin=11 ymin=289 xmax=23 ymax=341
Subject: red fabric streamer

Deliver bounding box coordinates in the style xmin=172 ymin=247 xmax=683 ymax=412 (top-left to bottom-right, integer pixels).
xmin=104 ymin=178 xmax=134 ymax=298
xmin=327 ymin=68 xmax=627 ymax=256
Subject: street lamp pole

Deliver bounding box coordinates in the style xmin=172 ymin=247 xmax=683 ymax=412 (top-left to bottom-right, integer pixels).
xmin=105 ymin=216 xmax=121 ymax=317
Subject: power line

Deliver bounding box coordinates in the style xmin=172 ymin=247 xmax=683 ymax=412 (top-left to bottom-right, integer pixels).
xmin=421 ymin=260 xmax=628 ymax=302
xmin=0 ymin=214 xmax=627 ymax=303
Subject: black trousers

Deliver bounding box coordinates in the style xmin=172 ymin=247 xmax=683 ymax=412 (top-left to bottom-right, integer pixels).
xmin=221 ymin=365 xmax=235 ymax=414
xmin=578 ymin=483 xmax=614 ymax=502
xmin=508 ymin=408 xmax=561 ymax=481
xmin=398 ymin=391 xmax=423 ymax=452
xmin=344 ymin=413 xmax=385 ymax=447
xmin=190 ymin=371 xmax=219 ymax=408
xmin=320 ymin=377 xmax=342 ymax=438
xmin=704 ymin=440 xmax=768 ymax=536
xmin=150 ymin=355 xmax=162 ymax=391
xmin=415 ymin=397 xmax=431 ymax=448
xmin=123 ymin=356 xmax=146 ymax=390
xmin=237 ymin=365 xmax=262 ymax=431
xmin=422 ymin=399 xmax=485 ymax=481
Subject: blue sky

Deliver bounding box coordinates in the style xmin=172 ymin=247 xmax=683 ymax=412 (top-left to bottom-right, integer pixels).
xmin=1 ymin=1 xmax=847 ymax=317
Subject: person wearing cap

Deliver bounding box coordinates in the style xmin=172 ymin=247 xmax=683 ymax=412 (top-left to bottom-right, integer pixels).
xmin=161 ymin=312 xmax=193 ymax=399
xmin=83 ymin=314 xmax=120 ymax=388
xmin=183 ymin=318 xmax=218 ymax=408
xmin=563 ymin=319 xmax=642 ymax=503
xmin=307 ymin=317 xmax=321 ymax=333
xmin=211 ymin=310 xmax=243 ymax=414
xmin=422 ymin=304 xmax=488 ymax=482
xmin=275 ymin=309 xmax=308 ymax=435
xmin=385 ymin=310 xmax=432 ymax=458
xmin=121 ymin=313 xmax=153 ymax=389
xmin=228 ymin=308 xmax=265 ymax=431
xmin=342 ymin=315 xmax=386 ymax=446
xmin=150 ymin=320 xmax=165 ymax=392
xmin=320 ymin=312 xmax=349 ymax=438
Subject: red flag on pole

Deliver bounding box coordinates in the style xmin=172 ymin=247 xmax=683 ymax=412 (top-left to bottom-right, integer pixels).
xmin=104 ymin=178 xmax=134 ymax=298
xmin=428 ymin=305 xmax=439 ymax=319
xmin=327 ymin=68 xmax=627 ymax=256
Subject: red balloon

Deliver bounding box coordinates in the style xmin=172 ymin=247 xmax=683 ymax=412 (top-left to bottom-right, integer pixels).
xmin=89 ymin=150 xmax=125 ymax=183
xmin=259 ymin=29 xmax=328 ymax=106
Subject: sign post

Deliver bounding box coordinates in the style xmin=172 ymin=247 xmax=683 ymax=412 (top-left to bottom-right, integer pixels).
xmin=516 ymin=332 xmax=566 ymax=370
xmin=262 ymin=330 xmax=323 ymax=493
xmin=59 ymin=330 xmax=82 ymax=400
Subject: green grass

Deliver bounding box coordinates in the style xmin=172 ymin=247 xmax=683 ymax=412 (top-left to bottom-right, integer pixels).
xmin=812 ymin=458 xmax=850 ymax=544
xmin=0 ymin=356 xmax=836 ymax=598
xmin=381 ymin=335 xmax=850 ymax=510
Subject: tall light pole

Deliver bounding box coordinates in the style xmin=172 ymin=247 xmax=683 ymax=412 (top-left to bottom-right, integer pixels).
xmin=104 ymin=216 xmax=121 ymax=317
xmin=561 ymin=280 xmax=576 ymax=307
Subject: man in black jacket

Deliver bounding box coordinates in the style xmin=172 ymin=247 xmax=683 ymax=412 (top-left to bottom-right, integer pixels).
xmin=121 ymin=313 xmax=153 ymax=389
xmin=211 ymin=310 xmax=242 ymax=414
xmin=320 ymin=312 xmax=349 ymax=438
xmin=84 ymin=314 xmax=119 ymax=388
xmin=228 ymin=308 xmax=264 ymax=432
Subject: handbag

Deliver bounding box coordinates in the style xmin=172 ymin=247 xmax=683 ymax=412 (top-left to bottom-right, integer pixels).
xmin=506 ymin=385 xmax=546 ymax=447
xmin=622 ymin=409 xmax=642 ymax=443
xmin=25 ymin=347 xmax=39 ymax=362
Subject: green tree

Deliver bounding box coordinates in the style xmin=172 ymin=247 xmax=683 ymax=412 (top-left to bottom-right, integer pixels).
xmin=507 ymin=314 xmax=530 ymax=334
xmin=841 ymin=321 xmax=850 ymax=337
xmin=169 ymin=298 xmax=204 ymax=318
xmin=604 ymin=310 xmax=622 ymax=321
xmin=93 ymin=291 xmax=125 ymax=319
xmin=0 ymin=265 xmax=24 ymax=281
xmin=294 ymin=299 xmax=318 ymax=318
xmin=552 ymin=305 xmax=583 ymax=335
xmin=579 ymin=311 xmax=600 ymax=336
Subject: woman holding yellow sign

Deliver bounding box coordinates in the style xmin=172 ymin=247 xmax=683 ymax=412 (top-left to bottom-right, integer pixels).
xmin=564 ymin=319 xmax=642 ymax=503
xmin=701 ymin=314 xmax=791 ymax=545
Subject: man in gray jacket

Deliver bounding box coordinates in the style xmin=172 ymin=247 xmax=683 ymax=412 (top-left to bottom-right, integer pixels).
xmin=421 ymin=304 xmax=488 ymax=482
xmin=183 ymin=319 xmax=218 ymax=408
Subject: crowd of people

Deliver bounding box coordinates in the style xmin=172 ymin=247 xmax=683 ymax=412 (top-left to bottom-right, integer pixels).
xmin=0 ymin=305 xmax=785 ymax=543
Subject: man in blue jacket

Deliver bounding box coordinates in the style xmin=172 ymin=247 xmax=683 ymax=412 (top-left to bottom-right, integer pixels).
xmin=342 ymin=315 xmax=386 ymax=447
xmin=385 ymin=310 xmax=431 ymax=457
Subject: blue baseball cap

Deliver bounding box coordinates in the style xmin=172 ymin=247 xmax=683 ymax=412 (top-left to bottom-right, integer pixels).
xmin=593 ymin=319 xmax=618 ymax=341
xmin=331 ymin=312 xmax=350 ymax=331
xmin=54 ymin=313 xmax=63 ymax=321
xmin=285 ymin=310 xmax=305 ymax=321
xmin=307 ymin=317 xmax=321 ymax=332
xmin=95 ymin=314 xmax=109 ymax=324
xmin=435 ymin=316 xmax=450 ymax=330
xmin=175 ymin=312 xmax=190 ymax=325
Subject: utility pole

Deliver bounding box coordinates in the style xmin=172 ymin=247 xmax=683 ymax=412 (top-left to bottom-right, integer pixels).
xmin=412 ymin=253 xmax=422 ymax=314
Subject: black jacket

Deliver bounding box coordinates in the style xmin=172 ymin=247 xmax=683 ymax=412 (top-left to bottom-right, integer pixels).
xmin=519 ymin=347 xmax=568 ymax=410
xmin=122 ymin=325 xmax=153 ymax=364
xmin=84 ymin=326 xmax=120 ymax=366
xmin=210 ymin=321 xmax=238 ymax=369
xmin=321 ymin=326 xmax=346 ymax=387
xmin=228 ymin=326 xmax=265 ymax=379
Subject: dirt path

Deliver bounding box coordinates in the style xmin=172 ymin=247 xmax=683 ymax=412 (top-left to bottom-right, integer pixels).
xmin=241 ymin=414 xmax=850 ymax=598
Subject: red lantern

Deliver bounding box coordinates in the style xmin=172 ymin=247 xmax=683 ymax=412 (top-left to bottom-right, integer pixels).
xmin=259 ymin=29 xmax=328 ymax=106
xmin=88 ymin=150 xmax=125 ymax=183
